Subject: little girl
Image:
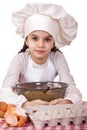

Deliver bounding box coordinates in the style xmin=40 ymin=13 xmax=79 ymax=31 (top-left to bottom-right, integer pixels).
xmin=0 ymin=3 xmax=82 ymax=108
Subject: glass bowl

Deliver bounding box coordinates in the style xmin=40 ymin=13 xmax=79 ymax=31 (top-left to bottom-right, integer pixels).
xmin=13 ymin=82 xmax=68 ymax=102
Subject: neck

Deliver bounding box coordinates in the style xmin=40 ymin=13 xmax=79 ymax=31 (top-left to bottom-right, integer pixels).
xmin=31 ymin=56 xmax=48 ymax=65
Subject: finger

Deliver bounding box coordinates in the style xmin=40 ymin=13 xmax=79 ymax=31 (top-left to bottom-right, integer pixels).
xmin=59 ymin=99 xmax=73 ymax=104
xmin=27 ymin=100 xmax=49 ymax=106
xmin=49 ymin=98 xmax=63 ymax=105
xmin=37 ymin=100 xmax=49 ymax=105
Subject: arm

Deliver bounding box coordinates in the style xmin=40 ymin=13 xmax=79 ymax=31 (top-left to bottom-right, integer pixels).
xmin=53 ymin=51 xmax=82 ymax=103
xmin=2 ymin=53 xmax=25 ymax=88
xmin=0 ymin=87 xmax=27 ymax=107
xmin=0 ymin=53 xmax=27 ymax=106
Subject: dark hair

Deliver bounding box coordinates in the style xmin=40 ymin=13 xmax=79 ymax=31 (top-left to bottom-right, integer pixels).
xmin=18 ymin=42 xmax=28 ymax=53
xmin=51 ymin=46 xmax=59 ymax=52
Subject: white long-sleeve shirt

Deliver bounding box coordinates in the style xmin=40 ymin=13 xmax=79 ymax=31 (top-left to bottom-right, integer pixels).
xmin=0 ymin=50 xmax=82 ymax=106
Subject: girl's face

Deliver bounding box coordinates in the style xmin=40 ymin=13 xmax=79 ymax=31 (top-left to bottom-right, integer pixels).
xmin=26 ymin=30 xmax=54 ymax=64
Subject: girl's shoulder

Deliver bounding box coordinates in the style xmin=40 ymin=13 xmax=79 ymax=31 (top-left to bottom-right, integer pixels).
xmin=10 ymin=50 xmax=29 ymax=66
xmin=50 ymin=50 xmax=63 ymax=59
xmin=15 ymin=49 xmax=29 ymax=60
xmin=50 ymin=50 xmax=67 ymax=66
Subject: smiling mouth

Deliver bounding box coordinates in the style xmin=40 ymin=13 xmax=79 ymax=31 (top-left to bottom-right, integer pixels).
xmin=36 ymin=50 xmax=45 ymax=54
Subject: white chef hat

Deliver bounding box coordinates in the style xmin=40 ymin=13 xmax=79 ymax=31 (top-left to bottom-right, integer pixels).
xmin=12 ymin=3 xmax=78 ymax=48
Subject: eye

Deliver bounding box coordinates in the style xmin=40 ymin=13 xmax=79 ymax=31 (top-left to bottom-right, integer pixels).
xmin=45 ymin=38 xmax=52 ymax=42
xmin=32 ymin=36 xmax=38 ymax=41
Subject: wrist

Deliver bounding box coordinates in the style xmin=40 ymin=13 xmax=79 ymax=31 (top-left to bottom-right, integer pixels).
xmin=65 ymin=99 xmax=73 ymax=104
xmin=22 ymin=101 xmax=28 ymax=108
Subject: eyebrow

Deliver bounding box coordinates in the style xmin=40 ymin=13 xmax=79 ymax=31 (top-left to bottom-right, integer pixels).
xmin=30 ymin=34 xmax=53 ymax=38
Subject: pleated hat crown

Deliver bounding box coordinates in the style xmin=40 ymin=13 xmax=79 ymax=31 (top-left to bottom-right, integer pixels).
xmin=12 ymin=2 xmax=78 ymax=48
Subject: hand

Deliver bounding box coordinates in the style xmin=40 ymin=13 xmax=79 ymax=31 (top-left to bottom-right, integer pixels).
xmin=49 ymin=98 xmax=73 ymax=105
xmin=22 ymin=99 xmax=49 ymax=108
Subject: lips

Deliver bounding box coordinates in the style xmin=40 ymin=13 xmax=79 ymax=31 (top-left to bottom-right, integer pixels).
xmin=35 ymin=50 xmax=45 ymax=54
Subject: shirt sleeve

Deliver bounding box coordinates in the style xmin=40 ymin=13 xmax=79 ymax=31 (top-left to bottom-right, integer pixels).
xmin=64 ymin=85 xmax=82 ymax=103
xmin=53 ymin=51 xmax=75 ymax=84
xmin=1 ymin=53 xmax=24 ymax=88
xmin=1 ymin=53 xmax=27 ymax=106
xmin=53 ymin=51 xmax=82 ymax=103
xmin=0 ymin=87 xmax=27 ymax=107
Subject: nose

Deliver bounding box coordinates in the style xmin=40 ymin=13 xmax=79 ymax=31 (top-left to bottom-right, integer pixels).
xmin=38 ymin=40 xmax=45 ymax=48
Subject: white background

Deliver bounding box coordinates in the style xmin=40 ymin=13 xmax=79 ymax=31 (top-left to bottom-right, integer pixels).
xmin=0 ymin=0 xmax=87 ymax=101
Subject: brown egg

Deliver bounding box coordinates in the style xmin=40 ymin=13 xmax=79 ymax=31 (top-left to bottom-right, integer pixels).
xmin=0 ymin=101 xmax=8 ymax=112
xmin=0 ymin=110 xmax=4 ymax=118
xmin=4 ymin=104 xmax=28 ymax=127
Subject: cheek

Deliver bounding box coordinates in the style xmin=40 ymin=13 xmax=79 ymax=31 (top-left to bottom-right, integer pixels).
xmin=47 ymin=43 xmax=54 ymax=49
xmin=28 ymin=42 xmax=35 ymax=48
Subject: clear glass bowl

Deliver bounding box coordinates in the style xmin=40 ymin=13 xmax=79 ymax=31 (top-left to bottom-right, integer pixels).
xmin=13 ymin=82 xmax=68 ymax=102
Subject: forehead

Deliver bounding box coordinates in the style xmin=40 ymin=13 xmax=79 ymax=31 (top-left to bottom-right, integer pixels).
xmin=29 ymin=30 xmax=52 ymax=37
